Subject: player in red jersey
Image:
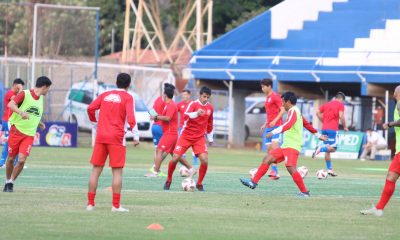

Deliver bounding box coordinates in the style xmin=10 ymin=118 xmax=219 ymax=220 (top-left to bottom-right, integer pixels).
xmin=361 ymin=85 xmax=400 ymax=217
xmin=86 ymin=73 xmax=139 ymax=212
xmin=313 ymin=92 xmax=348 ymax=177
xmin=3 ymin=77 xmax=51 ymax=193
xmin=259 ymin=79 xmax=285 ymax=180
xmin=176 ymin=89 xmax=198 ymax=167
xmin=164 ymin=86 xmax=214 ymax=191
xmin=149 ymin=85 xmax=195 ymax=176
xmin=0 ymin=78 xmax=25 ymax=167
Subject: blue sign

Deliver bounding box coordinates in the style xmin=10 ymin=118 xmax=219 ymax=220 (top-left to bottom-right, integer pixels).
xmin=34 ymin=121 xmax=78 ymax=147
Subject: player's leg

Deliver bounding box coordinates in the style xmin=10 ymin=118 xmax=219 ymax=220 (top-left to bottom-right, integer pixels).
xmin=108 ymin=144 xmax=129 ymax=212
xmin=165 ymin=136 xmax=191 ymax=189
xmin=284 ymin=148 xmax=309 ymax=196
xmin=268 ymin=141 xmax=281 ymax=180
xmin=240 ymin=148 xmax=281 ymax=189
xmin=87 ymin=143 xmax=107 ymax=210
xmin=196 ymin=153 xmax=208 ymax=191
xmin=361 ymin=153 xmax=400 ymax=216
xmin=149 ymin=124 xmax=163 ymax=170
xmin=359 ymin=145 xmax=371 ymax=160
xmin=87 ymin=165 xmax=104 ymax=210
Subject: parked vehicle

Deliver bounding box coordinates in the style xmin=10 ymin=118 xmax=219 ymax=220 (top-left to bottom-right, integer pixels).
xmin=63 ymin=81 xmax=152 ymax=139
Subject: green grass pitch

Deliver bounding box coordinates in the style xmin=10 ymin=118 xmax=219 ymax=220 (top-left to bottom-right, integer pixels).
xmin=0 ymin=143 xmax=399 ymax=240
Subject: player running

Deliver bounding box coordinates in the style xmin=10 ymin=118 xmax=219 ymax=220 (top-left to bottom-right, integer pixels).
xmin=3 ymin=76 xmax=51 ymax=192
xmin=312 ymin=92 xmax=348 ymax=177
xmin=86 ymin=73 xmax=139 ymax=212
xmin=0 ymin=78 xmax=24 ymax=168
xmin=259 ymin=79 xmax=285 ymax=180
xmin=149 ymin=85 xmax=195 ymax=177
xmin=240 ymin=92 xmax=326 ymax=197
xmin=361 ymin=85 xmax=400 ymax=217
xmin=177 ymin=89 xmax=198 ymax=168
xmin=163 ymin=86 xmax=214 ymax=191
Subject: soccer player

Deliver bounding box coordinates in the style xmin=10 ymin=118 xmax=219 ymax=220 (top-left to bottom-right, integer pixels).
xmin=259 ymin=79 xmax=285 ymax=180
xmin=312 ymin=92 xmax=348 ymax=177
xmin=361 ymin=85 xmax=400 ymax=217
xmin=163 ymin=86 xmax=214 ymax=191
xmin=3 ymin=76 xmax=51 ymax=192
xmin=150 ymin=85 xmax=195 ymax=176
xmin=0 ymin=78 xmax=25 ymax=168
xmin=240 ymin=92 xmax=326 ymax=196
xmin=177 ymin=89 xmax=198 ymax=167
xmin=86 ymin=73 xmax=139 ymax=212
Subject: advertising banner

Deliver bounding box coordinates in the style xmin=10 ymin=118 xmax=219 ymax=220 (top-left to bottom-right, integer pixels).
xmin=303 ymin=130 xmax=364 ymax=159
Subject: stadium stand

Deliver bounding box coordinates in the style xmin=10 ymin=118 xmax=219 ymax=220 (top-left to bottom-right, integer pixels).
xmin=189 ymin=0 xmax=400 ymax=94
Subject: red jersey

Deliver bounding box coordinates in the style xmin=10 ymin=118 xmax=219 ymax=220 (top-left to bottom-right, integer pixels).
xmin=161 ymin=100 xmax=178 ymax=135
xmin=265 ymin=91 xmax=283 ymax=126
xmin=153 ymin=96 xmax=165 ymax=126
xmin=319 ymin=99 xmax=345 ymax=131
xmin=2 ymin=90 xmax=18 ymax=121
xmin=181 ymin=100 xmax=213 ymax=140
xmin=177 ymin=100 xmax=192 ymax=129
xmin=87 ymin=89 xmax=136 ymax=146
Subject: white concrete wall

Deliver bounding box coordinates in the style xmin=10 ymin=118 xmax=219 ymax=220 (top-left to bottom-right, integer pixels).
xmin=271 ymin=0 xmax=348 ymax=39
xmin=322 ymin=20 xmax=400 ymax=66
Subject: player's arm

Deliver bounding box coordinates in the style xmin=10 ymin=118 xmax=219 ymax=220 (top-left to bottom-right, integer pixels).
xmin=302 ymin=116 xmax=326 ymax=141
xmin=153 ymin=105 xmax=173 ymax=122
xmin=316 ymin=109 xmax=323 ymax=122
xmin=269 ymin=96 xmax=285 ymax=127
xmin=8 ymin=91 xmax=29 ymax=119
xmin=87 ymin=95 xmax=102 ymax=122
xmin=339 ymin=110 xmax=348 ymax=131
xmin=268 ymin=109 xmax=297 ymax=137
xmin=384 ymin=104 xmax=400 ymax=128
xmin=184 ymin=101 xmax=200 ymax=119
xmin=126 ymin=96 xmax=136 ymax=131
xmin=206 ymin=108 xmax=214 ymax=144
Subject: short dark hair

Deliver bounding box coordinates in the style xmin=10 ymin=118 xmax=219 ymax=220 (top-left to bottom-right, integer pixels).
xmin=260 ymin=78 xmax=273 ymax=87
xmin=281 ymin=91 xmax=297 ymax=104
xmin=35 ymin=76 xmax=52 ymax=88
xmin=116 ymin=73 xmax=131 ymax=88
xmin=182 ymin=89 xmax=191 ymax=94
xmin=164 ymin=83 xmax=175 ymax=99
xmin=336 ymin=92 xmax=346 ymax=100
xmin=13 ymin=78 xmax=25 ymax=86
xmin=200 ymin=86 xmax=211 ymax=96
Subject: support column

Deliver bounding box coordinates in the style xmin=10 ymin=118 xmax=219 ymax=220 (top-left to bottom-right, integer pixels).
xmin=228 ymin=89 xmax=247 ymax=147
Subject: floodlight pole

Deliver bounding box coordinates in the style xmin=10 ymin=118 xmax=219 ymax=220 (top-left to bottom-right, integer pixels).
xmin=31 ymin=4 xmax=38 ymax=88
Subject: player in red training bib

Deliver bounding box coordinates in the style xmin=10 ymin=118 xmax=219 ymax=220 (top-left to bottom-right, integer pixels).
xmin=86 ymin=73 xmax=139 ymax=212
xmin=313 ymin=92 xmax=348 ymax=177
xmin=163 ymin=86 xmax=214 ymax=191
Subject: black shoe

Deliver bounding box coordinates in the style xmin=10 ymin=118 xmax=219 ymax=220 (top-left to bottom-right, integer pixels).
xmin=196 ymin=184 xmax=204 ymax=192
xmin=164 ymin=181 xmax=171 ymax=190
xmin=8 ymin=183 xmax=13 ymax=192
xmin=3 ymin=183 xmax=8 ymax=192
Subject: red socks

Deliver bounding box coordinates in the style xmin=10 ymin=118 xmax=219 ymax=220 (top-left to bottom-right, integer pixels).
xmin=376 ymin=179 xmax=396 ymax=210
xmin=112 ymin=193 xmax=121 ymax=208
xmin=292 ymin=171 xmax=307 ymax=193
xmin=252 ymin=163 xmax=270 ymax=184
xmin=87 ymin=192 xmax=96 ymax=206
xmin=167 ymin=161 xmax=178 ymax=182
xmin=197 ymin=163 xmax=208 ymax=185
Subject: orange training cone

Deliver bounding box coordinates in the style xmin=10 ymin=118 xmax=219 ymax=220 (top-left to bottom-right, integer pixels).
xmin=146 ymin=223 xmax=164 ymax=231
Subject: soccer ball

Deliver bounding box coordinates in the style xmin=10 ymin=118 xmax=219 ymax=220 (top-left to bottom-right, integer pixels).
xmin=179 ymin=166 xmax=190 ymax=177
xmin=316 ymin=169 xmax=328 ymax=179
xmin=181 ymin=177 xmax=195 ymax=192
xmin=249 ymin=168 xmax=258 ymax=178
xmin=297 ymin=166 xmax=308 ymax=178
